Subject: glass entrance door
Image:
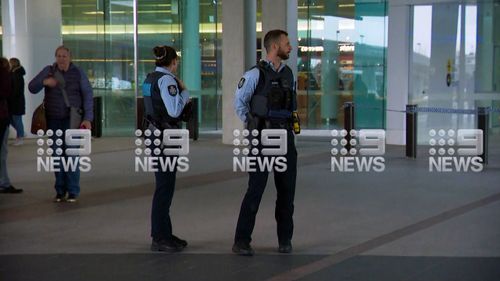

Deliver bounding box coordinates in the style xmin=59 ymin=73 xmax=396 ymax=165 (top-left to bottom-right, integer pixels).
xmin=297 ymin=0 xmax=387 ymax=129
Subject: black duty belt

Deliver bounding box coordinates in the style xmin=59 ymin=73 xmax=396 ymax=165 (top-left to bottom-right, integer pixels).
xmin=265 ymin=119 xmax=293 ymax=130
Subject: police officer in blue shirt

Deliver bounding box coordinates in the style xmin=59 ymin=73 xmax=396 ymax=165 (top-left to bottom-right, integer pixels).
xmin=142 ymin=45 xmax=190 ymax=252
xmin=232 ymin=30 xmax=298 ymax=256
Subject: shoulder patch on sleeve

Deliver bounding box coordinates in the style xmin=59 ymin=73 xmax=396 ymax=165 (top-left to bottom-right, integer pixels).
xmin=142 ymin=83 xmax=152 ymax=97
xmin=168 ymin=85 xmax=178 ymax=96
xmin=238 ymin=77 xmax=246 ymax=89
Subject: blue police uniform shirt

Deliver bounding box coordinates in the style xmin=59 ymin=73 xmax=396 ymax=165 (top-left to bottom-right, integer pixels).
xmin=234 ymin=60 xmax=295 ymax=122
xmin=156 ymin=66 xmax=189 ymax=118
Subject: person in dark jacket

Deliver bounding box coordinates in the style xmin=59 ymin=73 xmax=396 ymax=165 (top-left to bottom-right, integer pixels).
xmin=0 ymin=57 xmax=10 ymax=141
xmin=8 ymin=58 xmax=26 ymax=146
xmin=0 ymin=57 xmax=23 ymax=194
xmin=29 ymin=46 xmax=93 ymax=202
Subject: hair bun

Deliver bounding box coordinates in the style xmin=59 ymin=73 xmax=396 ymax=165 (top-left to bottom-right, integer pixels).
xmin=153 ymin=46 xmax=167 ymax=60
xmin=153 ymin=45 xmax=178 ymax=67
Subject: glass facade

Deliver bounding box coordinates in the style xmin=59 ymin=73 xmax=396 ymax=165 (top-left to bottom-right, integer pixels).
xmin=60 ymin=0 xmax=388 ymax=135
xmin=2 ymin=0 xmax=499 ymax=142
xmin=1 ymin=0 xmax=390 ymax=134
xmin=297 ymin=0 xmax=388 ymax=129
xmin=61 ymin=0 xmax=222 ymax=136
xmin=409 ymin=1 xmax=500 ymax=142
xmin=62 ymin=0 xmax=133 ymax=136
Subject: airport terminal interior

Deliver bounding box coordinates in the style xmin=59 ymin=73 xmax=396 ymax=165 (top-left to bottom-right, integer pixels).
xmin=1 ymin=0 xmax=500 ymax=280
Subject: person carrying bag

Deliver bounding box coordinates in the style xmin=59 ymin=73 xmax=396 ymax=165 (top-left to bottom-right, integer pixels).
xmin=52 ymin=68 xmax=83 ymax=129
xmin=28 ymin=45 xmax=93 ymax=203
xmin=30 ymin=103 xmax=47 ymax=134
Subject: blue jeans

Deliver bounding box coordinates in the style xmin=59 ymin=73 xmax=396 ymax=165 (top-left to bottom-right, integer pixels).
xmin=47 ymin=118 xmax=80 ymax=196
xmin=10 ymin=115 xmax=25 ymax=138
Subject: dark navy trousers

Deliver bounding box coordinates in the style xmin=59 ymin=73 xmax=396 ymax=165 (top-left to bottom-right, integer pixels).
xmin=235 ymin=130 xmax=297 ymax=244
xmin=151 ymin=165 xmax=177 ymax=241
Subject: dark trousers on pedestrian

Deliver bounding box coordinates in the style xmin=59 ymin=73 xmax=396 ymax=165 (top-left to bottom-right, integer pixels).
xmin=0 ymin=120 xmax=8 ymax=153
xmin=151 ymin=160 xmax=177 ymax=241
xmin=235 ymin=130 xmax=297 ymax=245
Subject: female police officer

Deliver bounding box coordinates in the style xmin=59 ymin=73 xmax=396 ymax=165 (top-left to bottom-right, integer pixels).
xmin=142 ymin=45 xmax=190 ymax=252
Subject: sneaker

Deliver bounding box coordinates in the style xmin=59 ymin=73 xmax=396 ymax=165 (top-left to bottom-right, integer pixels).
xmin=53 ymin=194 xmax=66 ymax=202
xmin=151 ymin=239 xmax=184 ymax=252
xmin=278 ymin=241 xmax=293 ymax=254
xmin=66 ymin=194 xmax=78 ymax=203
xmin=0 ymin=185 xmax=23 ymax=194
xmin=232 ymin=241 xmax=254 ymax=256
xmin=13 ymin=138 xmax=24 ymax=146
xmin=172 ymin=235 xmax=188 ymax=248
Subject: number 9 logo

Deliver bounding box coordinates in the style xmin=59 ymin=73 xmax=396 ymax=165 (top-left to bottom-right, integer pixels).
xmin=65 ymin=129 xmax=92 ymax=156
xmin=358 ymin=129 xmax=385 ymax=156
xmin=162 ymin=129 xmax=190 ymax=155
xmin=457 ymin=129 xmax=483 ymax=156
xmin=261 ymin=129 xmax=287 ymax=156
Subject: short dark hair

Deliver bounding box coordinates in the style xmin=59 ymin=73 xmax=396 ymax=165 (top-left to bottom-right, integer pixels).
xmin=55 ymin=45 xmax=71 ymax=56
xmin=153 ymin=45 xmax=178 ymax=67
xmin=263 ymin=29 xmax=288 ymax=52
xmin=0 ymin=57 xmax=10 ymax=71
xmin=9 ymin=58 xmax=20 ymax=68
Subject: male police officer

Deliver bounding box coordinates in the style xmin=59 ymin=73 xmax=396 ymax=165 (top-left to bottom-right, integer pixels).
xmin=233 ymin=30 xmax=298 ymax=256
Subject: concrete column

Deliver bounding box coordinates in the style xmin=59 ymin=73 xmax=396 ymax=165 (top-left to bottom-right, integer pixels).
xmin=427 ymin=3 xmax=459 ymax=130
xmin=222 ymin=0 xmax=256 ymax=144
xmin=261 ymin=0 xmax=298 ymax=79
xmin=286 ymin=0 xmax=298 ymax=80
xmin=2 ymin=0 xmax=62 ymax=137
xmin=495 ymin=4 xmax=500 ymax=93
xmin=244 ymin=0 xmax=257 ymax=69
xmin=386 ymin=1 xmax=410 ymax=145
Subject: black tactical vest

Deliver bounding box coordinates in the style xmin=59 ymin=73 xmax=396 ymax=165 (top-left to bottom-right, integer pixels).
xmin=142 ymin=71 xmax=181 ymax=129
xmin=250 ymin=61 xmax=294 ymax=120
